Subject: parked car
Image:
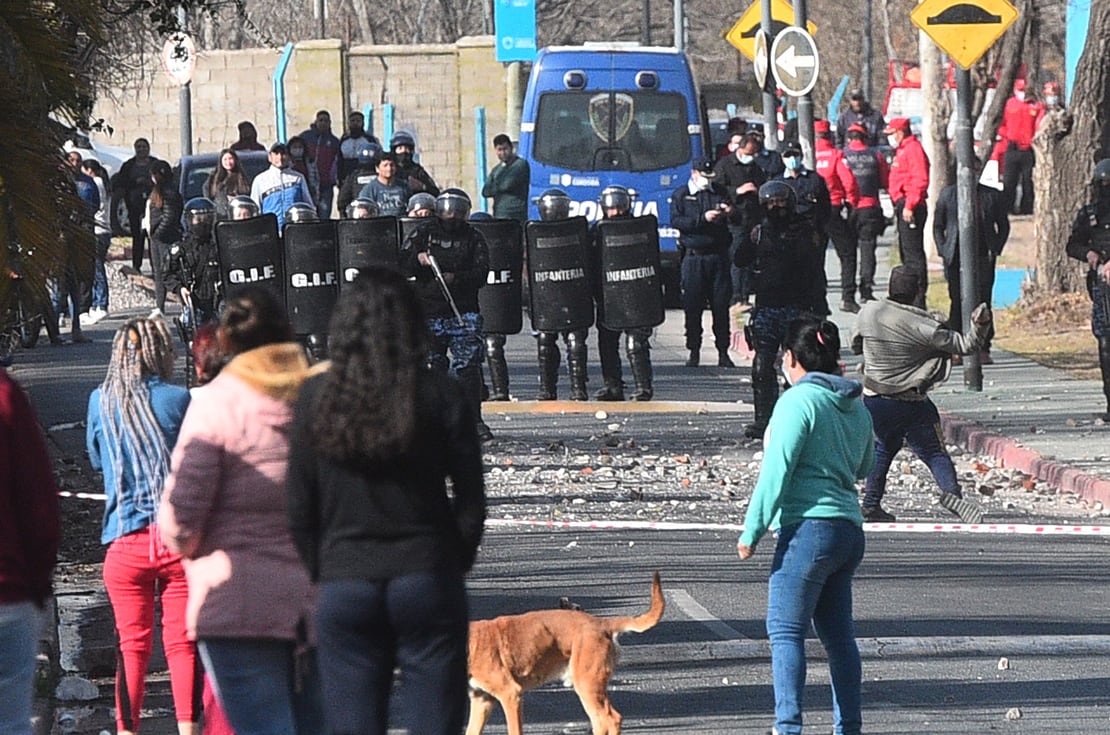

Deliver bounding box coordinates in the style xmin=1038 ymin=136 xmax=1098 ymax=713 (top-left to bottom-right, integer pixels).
xmin=174 ymin=150 xmax=270 ymax=201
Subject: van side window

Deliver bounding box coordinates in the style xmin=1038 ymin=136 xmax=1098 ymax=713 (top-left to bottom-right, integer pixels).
xmin=534 ymin=92 xmax=690 ymax=172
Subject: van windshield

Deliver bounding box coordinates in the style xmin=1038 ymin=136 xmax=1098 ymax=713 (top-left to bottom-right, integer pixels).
xmin=533 ymin=91 xmax=689 ymax=172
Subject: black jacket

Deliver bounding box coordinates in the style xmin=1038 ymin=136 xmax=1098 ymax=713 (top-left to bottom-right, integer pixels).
xmin=933 ymin=184 xmax=1010 ymax=265
xmin=400 ymin=219 xmax=490 ymax=318
xmin=713 ymin=154 xmax=767 ymax=233
xmin=149 ymin=190 xmax=184 ymax=245
xmin=735 ymin=213 xmax=823 ymax=309
xmin=1067 ymin=192 xmax=1110 ymax=264
xmin=336 ymin=165 xmax=378 ymax=214
xmin=286 ymin=371 xmax=487 ymax=581
xmin=162 ymin=232 xmax=221 ymax=309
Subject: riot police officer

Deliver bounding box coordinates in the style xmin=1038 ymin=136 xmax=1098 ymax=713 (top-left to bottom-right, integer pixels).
xmin=336 ymin=144 xmax=382 ymax=214
xmin=344 ymin=197 xmax=379 ymax=219
xmin=776 ymin=140 xmax=833 ymax=316
xmin=401 ymin=188 xmax=493 ymax=440
xmin=594 ymin=185 xmax=655 ymax=401
xmin=286 ymin=202 xmax=319 ymax=224
xmin=164 ymin=197 xmax=222 ymax=325
xmin=1067 ymin=158 xmax=1110 ymax=420
xmin=469 ymin=211 xmax=513 ymax=401
xmin=533 ymin=189 xmax=591 ymax=400
xmin=391 ymin=131 xmax=440 ymax=196
xmin=229 ymin=195 xmax=259 ymax=220
xmin=736 ymin=181 xmax=825 ymax=438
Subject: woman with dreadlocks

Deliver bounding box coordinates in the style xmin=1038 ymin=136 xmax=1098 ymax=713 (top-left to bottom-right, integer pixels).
xmin=286 ymin=268 xmax=486 ymax=735
xmin=86 ymin=317 xmax=199 ymax=735
xmin=159 ymin=287 xmax=322 ymax=735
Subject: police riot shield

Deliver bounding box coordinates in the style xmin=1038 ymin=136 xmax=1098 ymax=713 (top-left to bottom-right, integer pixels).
xmin=282 ymin=221 xmax=339 ymax=337
xmin=525 ymin=216 xmax=594 ymax=333
xmin=596 ymin=214 xmax=664 ymax=330
xmin=471 ymin=218 xmax=523 ymax=335
xmin=215 ymin=214 xmax=284 ymax=307
xmin=400 ymin=216 xmax=430 ymax=244
xmin=336 ymin=216 xmax=401 ymax=290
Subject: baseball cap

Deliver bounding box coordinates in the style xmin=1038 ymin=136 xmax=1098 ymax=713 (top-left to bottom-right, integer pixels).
xmin=848 ymin=88 xmax=865 ymax=100
xmin=782 ymin=141 xmax=802 ymax=157
xmin=814 ymin=119 xmax=830 ymax=134
xmin=882 ymin=117 xmax=911 ymax=135
xmin=847 ymin=123 xmax=868 ymax=136
xmin=269 ymin=142 xmax=288 ymax=154
xmin=747 ymin=122 xmax=765 ymax=135
xmin=693 ymin=157 xmax=717 ymax=177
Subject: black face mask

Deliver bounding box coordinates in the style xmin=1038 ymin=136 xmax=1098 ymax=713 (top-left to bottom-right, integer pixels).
xmin=766 ymin=206 xmax=789 ymax=221
xmin=395 ymin=151 xmax=413 ymax=167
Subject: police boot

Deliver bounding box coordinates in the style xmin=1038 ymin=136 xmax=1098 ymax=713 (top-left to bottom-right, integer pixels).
xmin=744 ymin=351 xmax=779 ymax=439
xmin=485 ymin=335 xmax=510 ymax=401
xmin=566 ymin=331 xmax=589 ymax=401
xmin=459 ymin=366 xmax=493 ymax=441
xmin=537 ymin=335 xmax=560 ymax=401
xmin=1099 ymin=336 xmax=1110 ymax=420
xmin=594 ymin=379 xmax=625 ymax=401
xmin=627 ymin=335 xmax=654 ymax=401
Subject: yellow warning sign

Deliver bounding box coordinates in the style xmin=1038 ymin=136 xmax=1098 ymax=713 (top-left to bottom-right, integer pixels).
xmin=911 ymin=0 xmax=1019 ymax=69
xmin=725 ymin=0 xmax=818 ymax=62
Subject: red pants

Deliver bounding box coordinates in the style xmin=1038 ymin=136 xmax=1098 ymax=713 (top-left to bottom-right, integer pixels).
xmin=103 ymin=527 xmax=200 ymax=731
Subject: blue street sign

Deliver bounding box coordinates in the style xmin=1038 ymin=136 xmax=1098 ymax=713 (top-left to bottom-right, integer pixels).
xmin=494 ymin=0 xmax=537 ymax=63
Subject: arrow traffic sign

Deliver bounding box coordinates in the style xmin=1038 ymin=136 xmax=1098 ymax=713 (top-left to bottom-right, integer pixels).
xmin=725 ymin=0 xmax=818 ymax=62
xmin=911 ymin=0 xmax=1019 ymax=69
xmin=770 ymin=26 xmax=819 ymax=97
xmin=753 ymin=30 xmax=770 ymax=91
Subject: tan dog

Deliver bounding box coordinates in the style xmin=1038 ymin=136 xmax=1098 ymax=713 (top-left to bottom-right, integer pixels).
xmin=466 ymin=572 xmax=664 ymax=735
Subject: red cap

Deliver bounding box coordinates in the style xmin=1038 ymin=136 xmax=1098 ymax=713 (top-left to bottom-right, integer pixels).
xmin=882 ymin=117 xmax=911 ymax=134
xmin=814 ymin=119 xmax=830 ymax=134
xmin=847 ymin=123 xmax=868 ymax=135
xmin=1014 ymin=78 xmax=1027 ymax=92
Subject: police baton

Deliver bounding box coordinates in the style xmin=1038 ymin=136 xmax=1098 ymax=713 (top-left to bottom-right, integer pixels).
xmin=426 ymin=253 xmax=465 ymax=324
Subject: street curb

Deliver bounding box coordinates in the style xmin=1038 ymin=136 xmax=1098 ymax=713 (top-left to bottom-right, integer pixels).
xmin=483 ymin=400 xmax=749 ymax=415
xmin=940 ymin=411 xmax=1110 ymax=509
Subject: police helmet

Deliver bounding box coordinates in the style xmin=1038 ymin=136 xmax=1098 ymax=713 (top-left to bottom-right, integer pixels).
xmin=1094 ymin=159 xmax=1110 ymax=184
xmin=356 ymin=144 xmax=382 ymax=166
xmin=228 ymin=196 xmax=259 ymax=220
xmin=184 ymin=197 xmax=216 ymax=232
xmin=758 ymin=180 xmax=797 ymax=215
xmin=407 ymin=192 xmax=436 ymax=216
xmin=598 ymin=185 xmax=633 ymax=216
xmin=534 ymin=188 xmax=572 ymax=221
xmin=435 ymin=188 xmax=472 ymax=226
xmin=469 ymin=211 xmax=494 ymax=221
xmin=390 ymin=131 xmax=416 ymax=151
xmin=285 ymin=202 xmax=318 ymax=224
xmin=345 ymin=198 xmax=379 ymax=219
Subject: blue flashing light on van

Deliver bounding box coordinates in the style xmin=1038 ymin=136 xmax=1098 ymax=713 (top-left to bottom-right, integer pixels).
xmin=518 ymin=43 xmax=708 ymax=299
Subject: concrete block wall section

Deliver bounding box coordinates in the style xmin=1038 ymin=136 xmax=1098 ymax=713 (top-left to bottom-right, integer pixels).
xmin=91 ymin=36 xmax=509 ymax=198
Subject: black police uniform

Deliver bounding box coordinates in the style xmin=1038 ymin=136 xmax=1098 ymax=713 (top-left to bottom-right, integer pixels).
xmin=777 ymin=168 xmax=833 ymax=316
xmin=592 ymin=216 xmax=654 ymax=401
xmin=336 ymin=163 xmax=379 ymax=214
xmin=162 ymin=231 xmax=221 ymax=324
xmin=669 ymin=178 xmax=733 ymax=366
xmin=713 ymin=154 xmax=767 ymax=303
xmin=1067 ymin=185 xmax=1110 ymax=417
xmin=735 ymin=203 xmax=824 ymax=437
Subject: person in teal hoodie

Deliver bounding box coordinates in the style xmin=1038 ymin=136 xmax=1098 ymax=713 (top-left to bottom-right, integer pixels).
xmin=737 ymin=317 xmax=874 ymax=735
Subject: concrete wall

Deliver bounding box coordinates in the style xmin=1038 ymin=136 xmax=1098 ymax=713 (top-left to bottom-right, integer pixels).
xmin=91 ymin=36 xmax=510 ymax=199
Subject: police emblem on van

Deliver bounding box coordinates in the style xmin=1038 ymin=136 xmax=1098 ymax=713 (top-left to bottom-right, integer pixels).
xmin=589 ymin=93 xmax=633 ymax=142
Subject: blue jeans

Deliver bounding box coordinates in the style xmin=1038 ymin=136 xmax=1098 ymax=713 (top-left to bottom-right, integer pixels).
xmin=92 ymin=232 xmax=111 ymax=310
xmin=198 ymin=638 xmax=322 ymax=735
xmin=316 ymin=185 xmax=335 ymax=220
xmin=767 ymin=519 xmax=865 ymax=735
xmin=0 ymin=602 xmax=42 ymax=735
xmin=315 ymin=571 xmax=468 ymax=735
xmin=862 ymin=394 xmax=960 ymax=508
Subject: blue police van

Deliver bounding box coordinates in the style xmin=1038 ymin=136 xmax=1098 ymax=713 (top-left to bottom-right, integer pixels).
xmin=518 ymin=43 xmax=709 ymax=302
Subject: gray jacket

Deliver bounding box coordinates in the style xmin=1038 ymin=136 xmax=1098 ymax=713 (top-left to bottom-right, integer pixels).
xmin=851 ymin=298 xmax=988 ymax=397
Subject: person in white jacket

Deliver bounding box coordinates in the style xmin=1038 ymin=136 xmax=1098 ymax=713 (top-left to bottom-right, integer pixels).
xmin=249 ymin=142 xmax=314 ymax=231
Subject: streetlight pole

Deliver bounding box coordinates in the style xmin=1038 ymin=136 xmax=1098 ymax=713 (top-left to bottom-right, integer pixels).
xmin=863 ymin=0 xmax=873 ymax=101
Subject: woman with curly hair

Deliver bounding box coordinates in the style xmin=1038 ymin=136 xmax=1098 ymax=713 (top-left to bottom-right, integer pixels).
xmin=286 ymin=268 xmax=487 ymax=735
xmin=205 ymin=149 xmax=251 ymax=222
xmin=86 ymin=317 xmax=199 ymax=735
xmin=159 ymin=287 xmax=321 ymax=735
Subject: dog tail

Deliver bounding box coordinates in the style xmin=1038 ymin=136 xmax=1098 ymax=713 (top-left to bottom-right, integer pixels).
xmin=607 ymin=571 xmax=664 ymax=634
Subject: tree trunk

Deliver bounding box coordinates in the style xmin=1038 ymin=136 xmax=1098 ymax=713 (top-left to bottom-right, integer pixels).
xmin=1032 ymin=4 xmax=1110 ymax=295
xmin=920 ymin=28 xmax=949 ymax=257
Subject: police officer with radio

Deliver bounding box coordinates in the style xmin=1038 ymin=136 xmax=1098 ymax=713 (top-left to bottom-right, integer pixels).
xmin=776 ymin=140 xmax=833 ymax=316
xmin=533 ymin=189 xmax=591 ymax=400
xmin=164 ymin=197 xmax=222 ymax=324
xmin=401 ymin=188 xmax=493 ymax=440
xmin=593 ymin=185 xmax=655 ymax=401
xmin=670 ymin=157 xmax=735 ymax=368
xmin=1067 ymin=158 xmax=1110 ymax=420
xmin=736 ymin=181 xmax=825 ymax=439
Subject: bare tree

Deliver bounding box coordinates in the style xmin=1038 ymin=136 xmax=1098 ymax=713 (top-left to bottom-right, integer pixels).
xmin=1032 ymin=4 xmax=1110 ymax=295
xmin=978 ymin=0 xmax=1034 ymax=166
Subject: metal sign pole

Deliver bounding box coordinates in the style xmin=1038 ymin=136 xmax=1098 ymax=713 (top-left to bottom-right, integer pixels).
xmin=794 ymin=0 xmax=814 ymax=167
xmin=760 ymin=0 xmax=778 ymax=149
xmin=955 ymin=67 xmax=982 ymax=390
xmin=177 ymin=5 xmax=192 ymax=157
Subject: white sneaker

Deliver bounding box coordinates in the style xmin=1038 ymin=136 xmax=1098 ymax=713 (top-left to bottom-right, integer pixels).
xmin=80 ymin=309 xmax=107 ymax=326
xmin=149 ymin=308 xmax=164 ymax=319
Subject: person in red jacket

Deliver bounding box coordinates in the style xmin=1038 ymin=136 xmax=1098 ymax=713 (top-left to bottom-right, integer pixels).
xmin=884 ymin=117 xmax=930 ymax=308
xmin=842 ymin=123 xmax=889 ymax=304
xmin=0 ymin=369 xmax=60 ymax=735
xmin=814 ymin=120 xmax=862 ymax=312
xmin=998 ymin=79 xmax=1044 ymax=215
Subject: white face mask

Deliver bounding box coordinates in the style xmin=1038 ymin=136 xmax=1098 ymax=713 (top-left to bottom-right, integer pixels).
xmin=738 ymin=153 xmax=754 ymax=165
xmin=1015 ymin=90 xmax=1025 ymax=101
xmin=1046 ymin=95 xmax=1059 ymax=107
xmin=694 ymin=175 xmax=712 ymax=191
xmin=781 ymin=359 xmax=793 ymax=386
xmin=887 ymin=135 xmax=900 ymax=148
